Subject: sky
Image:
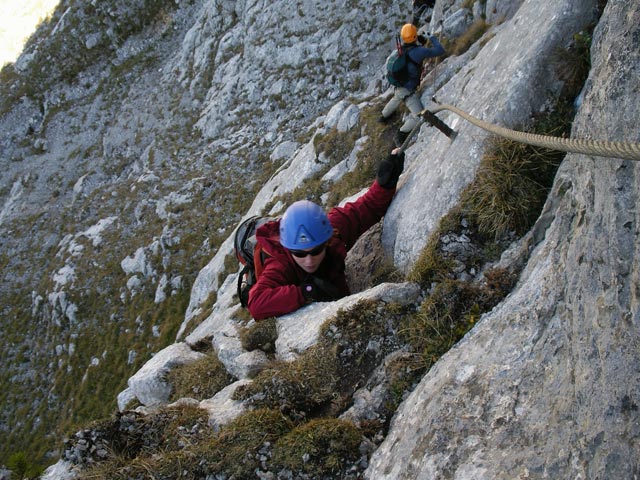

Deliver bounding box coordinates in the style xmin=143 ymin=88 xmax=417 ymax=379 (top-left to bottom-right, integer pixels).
xmin=0 ymin=0 xmax=60 ymax=67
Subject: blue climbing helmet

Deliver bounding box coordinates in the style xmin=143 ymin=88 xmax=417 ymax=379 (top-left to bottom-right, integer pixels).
xmin=279 ymin=200 xmax=333 ymax=250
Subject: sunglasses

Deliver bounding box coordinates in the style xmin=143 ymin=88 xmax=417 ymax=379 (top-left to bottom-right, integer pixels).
xmin=289 ymin=243 xmax=327 ymax=258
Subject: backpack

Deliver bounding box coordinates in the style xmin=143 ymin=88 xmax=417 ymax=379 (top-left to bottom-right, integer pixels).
xmin=386 ymin=35 xmax=417 ymax=87
xmin=233 ymin=215 xmax=274 ymax=308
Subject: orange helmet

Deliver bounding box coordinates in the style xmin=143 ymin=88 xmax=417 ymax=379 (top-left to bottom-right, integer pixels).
xmin=400 ymin=23 xmax=418 ymax=43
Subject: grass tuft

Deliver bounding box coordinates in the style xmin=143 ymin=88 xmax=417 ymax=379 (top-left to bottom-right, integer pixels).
xmin=462 ymin=136 xmax=558 ymax=238
xmin=167 ymin=353 xmax=236 ymax=401
xmin=443 ymin=19 xmax=490 ymax=57
xmin=462 ymin=109 xmax=568 ymax=239
xmin=313 ymin=126 xmax=360 ymax=166
xmin=403 ymin=268 xmax=517 ymax=370
xmin=233 ymin=299 xmax=410 ymax=418
xmin=239 ymin=317 xmax=278 ymax=353
xmin=191 ymin=408 xmax=293 ymax=478
xmin=233 ymin=345 xmax=340 ymax=416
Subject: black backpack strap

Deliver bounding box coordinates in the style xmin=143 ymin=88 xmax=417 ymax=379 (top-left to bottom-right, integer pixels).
xmin=404 ymin=44 xmax=420 ymax=67
xmin=238 ymin=264 xmax=251 ymax=307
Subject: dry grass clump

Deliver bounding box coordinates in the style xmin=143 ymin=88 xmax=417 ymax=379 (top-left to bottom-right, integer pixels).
xmin=462 ymin=135 xmax=563 ymax=238
xmin=462 ymin=106 xmax=569 ymax=239
xmin=314 ymin=125 xmax=360 ymax=166
xmin=166 ymin=353 xmax=235 ymax=402
xmin=75 ymin=405 xmax=213 ymax=479
xmin=233 ymin=299 xmax=410 ymax=418
xmin=403 ymin=267 xmax=517 ymax=370
xmin=78 ymin=408 xmax=292 ymax=480
xmin=407 ymin=232 xmax=457 ymax=288
xmin=461 ymin=26 xmax=592 ymax=241
xmin=189 ymin=408 xmax=293 ymax=478
xmin=233 ymin=345 xmax=340 ymax=416
xmin=74 ymin=395 xmax=368 ymax=479
xmin=239 ymin=317 xmax=278 ymax=353
xmin=444 ymin=19 xmax=491 ymax=56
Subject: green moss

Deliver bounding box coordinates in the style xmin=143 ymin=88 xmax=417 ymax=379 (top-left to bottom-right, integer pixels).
xmin=403 ymin=267 xmax=517 ymax=370
xmin=273 ymin=418 xmax=363 ymax=475
xmin=384 ymin=353 xmax=425 ymax=412
xmin=407 ymin=232 xmax=456 ymax=289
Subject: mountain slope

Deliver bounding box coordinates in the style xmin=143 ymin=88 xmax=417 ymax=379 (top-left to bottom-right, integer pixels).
xmin=2 ymin=0 xmax=639 ymax=478
xmin=0 ymin=0 xmax=400 ymax=467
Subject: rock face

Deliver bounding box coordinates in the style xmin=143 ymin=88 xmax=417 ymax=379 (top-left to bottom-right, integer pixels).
xmin=365 ymin=1 xmax=640 ymax=478
xmin=382 ymin=0 xmax=601 ymax=272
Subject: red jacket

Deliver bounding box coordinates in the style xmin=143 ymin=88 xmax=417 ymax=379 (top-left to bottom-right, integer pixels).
xmin=247 ymin=180 xmax=396 ymax=320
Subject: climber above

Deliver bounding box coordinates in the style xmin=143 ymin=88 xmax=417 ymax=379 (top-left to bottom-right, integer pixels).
xmin=380 ymin=23 xmax=445 ymax=146
xmin=246 ymin=148 xmax=405 ymax=320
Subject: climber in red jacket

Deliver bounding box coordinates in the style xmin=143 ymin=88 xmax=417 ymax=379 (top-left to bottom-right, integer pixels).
xmin=247 ymin=148 xmax=405 ymax=320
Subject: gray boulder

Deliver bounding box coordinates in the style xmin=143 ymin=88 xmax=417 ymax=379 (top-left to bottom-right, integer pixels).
xmin=123 ymin=342 xmax=206 ymax=408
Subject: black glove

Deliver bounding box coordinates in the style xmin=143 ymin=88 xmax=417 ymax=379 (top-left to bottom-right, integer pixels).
xmin=301 ymin=275 xmax=341 ymax=302
xmin=376 ymin=151 xmax=405 ymax=189
xmin=417 ymin=31 xmax=432 ymax=44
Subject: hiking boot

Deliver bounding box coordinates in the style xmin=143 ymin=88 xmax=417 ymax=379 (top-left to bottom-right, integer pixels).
xmin=395 ymin=130 xmax=410 ymax=147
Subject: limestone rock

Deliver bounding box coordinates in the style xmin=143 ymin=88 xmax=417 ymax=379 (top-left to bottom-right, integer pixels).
xmin=276 ymin=282 xmax=421 ymax=361
xmin=199 ymin=379 xmax=252 ymax=432
xmin=365 ymin=1 xmax=640 ymax=478
xmin=125 ymin=343 xmax=206 ymax=407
